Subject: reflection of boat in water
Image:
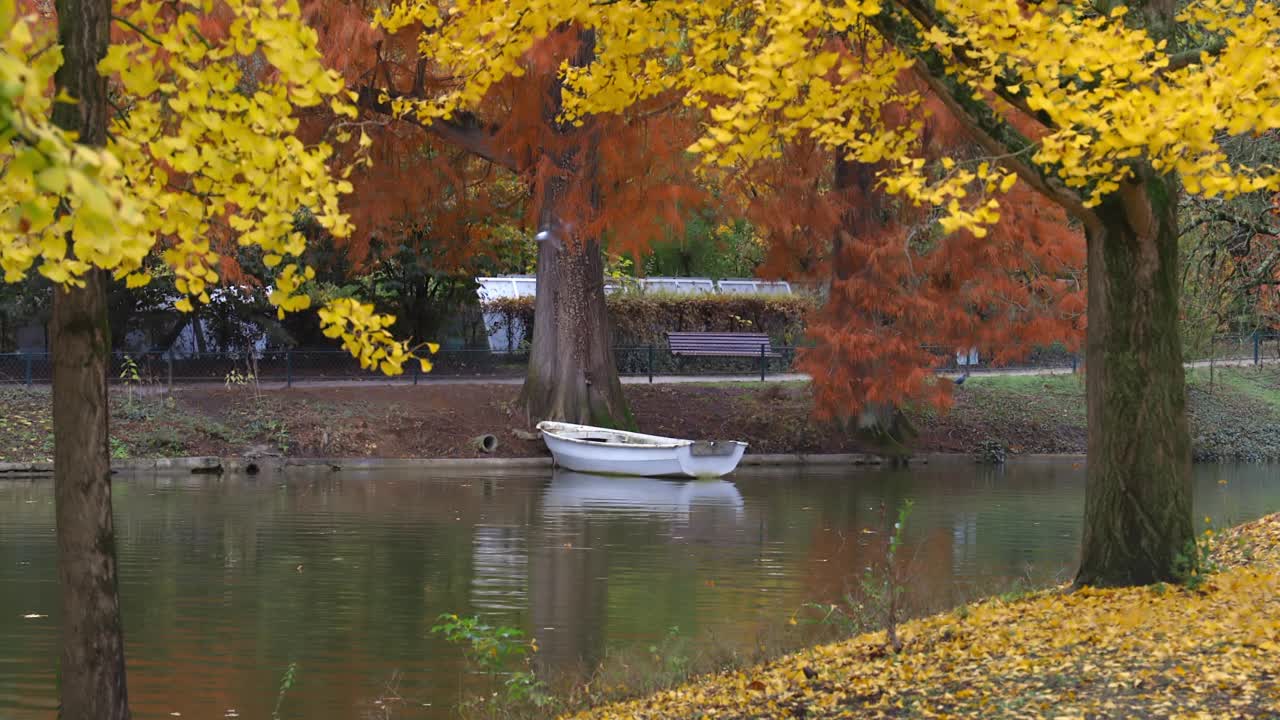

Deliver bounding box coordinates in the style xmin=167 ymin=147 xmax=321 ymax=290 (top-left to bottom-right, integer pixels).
xmin=542 ymin=471 xmax=745 ymax=519
xmin=536 ymin=422 xmax=747 ymax=478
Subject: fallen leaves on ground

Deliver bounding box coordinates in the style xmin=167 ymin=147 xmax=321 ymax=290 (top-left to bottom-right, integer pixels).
xmin=567 ymin=513 xmax=1280 ymax=719
xmin=0 ymin=388 xmax=53 ymax=463
xmin=1215 ymin=512 xmax=1280 ymax=570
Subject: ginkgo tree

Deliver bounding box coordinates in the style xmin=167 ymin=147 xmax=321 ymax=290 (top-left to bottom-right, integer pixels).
xmin=376 ymin=0 xmax=1280 ymax=585
xmin=1 ymin=0 xmax=433 ymax=716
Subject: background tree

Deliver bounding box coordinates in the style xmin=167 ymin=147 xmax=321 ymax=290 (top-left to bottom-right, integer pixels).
xmin=2 ymin=1 xmax=428 ymax=716
xmin=641 ymin=214 xmax=765 ymax=279
xmin=300 ymin=5 xmax=707 ymax=427
xmin=1177 ymin=133 xmax=1280 ymax=353
xmin=733 ymin=80 xmax=1084 ymax=445
xmin=372 ymin=0 xmax=1280 ymax=585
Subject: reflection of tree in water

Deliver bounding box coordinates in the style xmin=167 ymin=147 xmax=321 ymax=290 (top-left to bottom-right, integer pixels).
xmin=470 ymin=525 xmax=528 ymax=612
xmin=788 ymin=463 xmax=1089 ymax=617
xmin=951 ymin=511 xmax=978 ymax=575
xmin=528 ymin=519 xmax=612 ymax=673
xmin=531 ymin=472 xmax=751 ymax=672
xmin=4 ymin=464 xmax=1279 ymax=720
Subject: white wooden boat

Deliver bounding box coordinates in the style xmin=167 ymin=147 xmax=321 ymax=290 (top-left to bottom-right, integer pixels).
xmin=535 ymin=422 xmax=747 ymax=478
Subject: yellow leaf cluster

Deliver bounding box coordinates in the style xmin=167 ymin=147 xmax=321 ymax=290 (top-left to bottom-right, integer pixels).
xmin=0 ymin=8 xmax=145 ymax=285
xmin=922 ymin=0 xmax=1280 ymax=207
xmin=318 ymin=298 xmax=440 ymax=375
xmin=375 ymin=0 xmax=1280 ymax=237
xmin=567 ymin=512 xmax=1280 ymax=719
xmin=97 ymin=0 xmax=354 ymax=310
xmin=2 ymin=0 xmax=427 ymax=377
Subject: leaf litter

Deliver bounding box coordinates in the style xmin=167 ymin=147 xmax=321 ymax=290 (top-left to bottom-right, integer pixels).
xmin=566 ymin=513 xmax=1280 ymax=719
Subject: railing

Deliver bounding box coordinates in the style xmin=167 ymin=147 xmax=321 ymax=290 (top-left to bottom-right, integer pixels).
xmin=1 ymin=333 xmax=1275 ymax=387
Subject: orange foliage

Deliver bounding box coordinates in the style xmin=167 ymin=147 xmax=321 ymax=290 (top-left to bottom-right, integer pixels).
xmin=732 ymin=71 xmax=1085 ymax=419
xmin=42 ymin=2 xmax=1085 ymax=412
xmin=296 ymin=12 xmax=707 ymax=273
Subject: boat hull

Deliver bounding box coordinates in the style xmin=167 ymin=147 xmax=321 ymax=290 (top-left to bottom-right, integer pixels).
xmin=536 ymin=422 xmax=747 ymax=478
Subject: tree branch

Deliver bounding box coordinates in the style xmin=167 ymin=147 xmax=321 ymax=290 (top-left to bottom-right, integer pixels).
xmin=874 ymin=4 xmax=1095 ymax=224
xmin=893 ymin=0 xmax=1057 ymax=131
xmin=111 ymin=15 xmax=164 ymax=46
xmin=355 ymin=85 xmax=517 ymax=171
xmin=1163 ymin=40 xmax=1227 ymax=74
xmin=1180 ymin=207 xmax=1277 ymax=239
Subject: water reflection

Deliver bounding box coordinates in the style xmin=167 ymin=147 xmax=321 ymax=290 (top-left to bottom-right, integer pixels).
xmin=470 ymin=525 xmax=527 ymax=612
xmin=533 ymin=472 xmax=750 ymax=669
xmin=542 ymin=471 xmax=744 ymax=516
xmin=0 ymin=461 xmax=1278 ymax=720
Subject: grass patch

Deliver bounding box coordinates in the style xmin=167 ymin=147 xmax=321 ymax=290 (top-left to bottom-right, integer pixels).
xmin=957 ymin=373 xmax=1086 ymax=424
xmin=675 ymin=379 xmax=810 ymax=390
xmin=1188 ymin=367 xmax=1280 ymax=411
xmin=1184 ymin=368 xmax=1280 ymax=462
xmin=917 ymin=373 xmax=1087 ymax=455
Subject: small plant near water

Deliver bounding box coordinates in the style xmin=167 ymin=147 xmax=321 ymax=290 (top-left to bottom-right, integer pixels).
xmin=974 ymin=438 xmax=1007 ymax=464
xmin=272 ymin=661 xmax=298 ymax=720
xmin=1173 ymin=516 xmax=1223 ymax=590
xmin=799 ymin=500 xmax=915 ymax=653
xmin=432 ymin=613 xmax=554 ymax=718
xmin=611 ymin=625 xmax=694 ymax=694
xmin=109 ymin=436 xmax=130 ymax=460
xmin=873 ymin=499 xmax=913 ymax=652
xmin=119 ymin=355 xmax=141 ymax=408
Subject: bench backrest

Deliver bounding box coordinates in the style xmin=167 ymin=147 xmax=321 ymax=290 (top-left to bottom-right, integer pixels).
xmin=667 ymin=332 xmax=776 ymax=357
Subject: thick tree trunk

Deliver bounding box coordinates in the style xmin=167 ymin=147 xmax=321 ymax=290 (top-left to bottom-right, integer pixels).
xmin=519 ymin=177 xmax=631 ymax=428
xmin=519 ymin=29 xmax=631 ymax=428
xmin=52 ymin=273 xmax=129 ymax=720
xmin=1075 ymin=174 xmax=1193 ymax=587
xmin=51 ymin=0 xmax=131 ymax=717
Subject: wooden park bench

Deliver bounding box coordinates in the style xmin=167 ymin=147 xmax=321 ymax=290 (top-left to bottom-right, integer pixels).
xmin=665 ymin=331 xmax=780 ymax=380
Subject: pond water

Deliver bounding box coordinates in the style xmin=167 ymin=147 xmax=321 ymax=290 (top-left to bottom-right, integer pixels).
xmin=2 ymin=460 xmax=1278 ymax=719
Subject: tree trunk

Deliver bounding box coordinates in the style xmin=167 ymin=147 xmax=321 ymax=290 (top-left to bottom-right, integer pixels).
xmin=519 ymin=178 xmax=631 ymax=428
xmin=1075 ymin=173 xmax=1193 ymax=587
xmin=518 ymin=29 xmax=631 ymax=428
xmin=51 ymin=0 xmax=131 ymax=717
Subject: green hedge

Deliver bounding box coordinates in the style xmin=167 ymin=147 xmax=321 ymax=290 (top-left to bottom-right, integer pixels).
xmin=483 ymin=292 xmax=816 ymax=347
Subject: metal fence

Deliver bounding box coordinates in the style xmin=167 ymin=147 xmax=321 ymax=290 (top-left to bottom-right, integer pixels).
xmin=1 ymin=333 xmax=1276 ymax=387
xmin=0 ymin=349 xmax=533 ymax=386
xmin=0 ymin=347 xmax=797 ymax=386
xmin=1186 ymin=332 xmax=1280 ymax=365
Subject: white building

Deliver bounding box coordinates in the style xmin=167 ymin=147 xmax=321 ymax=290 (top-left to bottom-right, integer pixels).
xmin=475 ymin=276 xmax=793 ymax=352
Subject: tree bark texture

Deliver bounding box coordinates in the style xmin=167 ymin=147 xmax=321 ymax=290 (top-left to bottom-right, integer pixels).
xmin=520 ymin=169 xmax=631 ymax=428
xmin=1076 ymin=173 xmax=1194 ymax=587
xmin=51 ymin=0 xmax=131 ymax=716
xmin=519 ymin=28 xmax=631 ymax=428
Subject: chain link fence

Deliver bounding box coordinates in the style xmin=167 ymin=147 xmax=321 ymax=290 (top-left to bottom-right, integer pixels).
xmin=2 ymin=333 xmax=1277 ymax=386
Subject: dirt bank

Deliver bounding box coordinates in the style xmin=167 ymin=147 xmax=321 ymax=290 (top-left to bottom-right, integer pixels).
xmin=3 ymin=367 xmax=1279 ymax=463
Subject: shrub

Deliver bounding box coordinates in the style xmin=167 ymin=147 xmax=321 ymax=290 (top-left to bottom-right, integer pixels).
xmin=483 ymin=292 xmax=817 ymax=349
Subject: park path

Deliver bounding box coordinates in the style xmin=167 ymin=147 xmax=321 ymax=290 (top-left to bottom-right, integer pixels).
xmin=9 ymin=355 xmax=1273 ymax=391
xmin=216 ymin=355 xmax=1272 ymax=390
